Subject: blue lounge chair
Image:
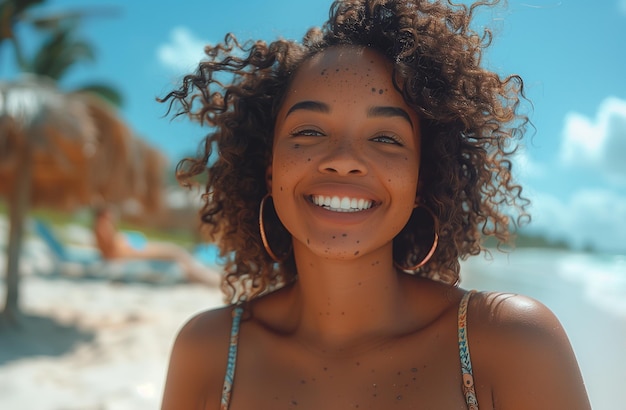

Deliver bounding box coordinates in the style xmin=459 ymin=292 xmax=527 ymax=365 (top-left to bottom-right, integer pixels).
xmin=32 ymin=219 xmax=184 ymax=284
xmin=32 ymin=219 xmax=101 ymax=276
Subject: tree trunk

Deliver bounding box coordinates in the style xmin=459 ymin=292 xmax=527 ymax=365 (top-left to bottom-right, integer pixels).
xmin=2 ymin=145 xmax=33 ymax=325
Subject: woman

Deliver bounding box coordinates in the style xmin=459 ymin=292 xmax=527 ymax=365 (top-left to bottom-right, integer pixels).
xmin=160 ymin=0 xmax=591 ymax=408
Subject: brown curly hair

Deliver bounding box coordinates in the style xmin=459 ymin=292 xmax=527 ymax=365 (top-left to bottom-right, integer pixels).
xmin=160 ymin=0 xmax=530 ymax=303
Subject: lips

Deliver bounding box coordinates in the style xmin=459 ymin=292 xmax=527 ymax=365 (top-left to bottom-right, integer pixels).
xmin=310 ymin=195 xmax=374 ymax=212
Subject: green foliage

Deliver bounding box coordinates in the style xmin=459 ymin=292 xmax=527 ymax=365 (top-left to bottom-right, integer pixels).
xmin=482 ymin=231 xmax=571 ymax=251
xmin=0 ymin=0 xmax=46 ymax=68
xmin=1 ymin=0 xmax=123 ymax=106
xmin=28 ymin=24 xmax=95 ymax=80
xmin=75 ymin=83 xmax=124 ymax=107
xmin=0 ymin=200 xmax=196 ymax=247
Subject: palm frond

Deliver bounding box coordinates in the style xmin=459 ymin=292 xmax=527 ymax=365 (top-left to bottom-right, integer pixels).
xmin=28 ymin=26 xmax=95 ymax=79
xmin=74 ymin=83 xmax=124 ymax=107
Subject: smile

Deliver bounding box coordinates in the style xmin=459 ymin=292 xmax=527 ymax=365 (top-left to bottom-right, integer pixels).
xmin=310 ymin=195 xmax=374 ymax=212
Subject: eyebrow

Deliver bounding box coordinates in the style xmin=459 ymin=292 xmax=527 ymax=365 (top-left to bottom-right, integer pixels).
xmin=285 ymin=100 xmax=413 ymax=129
xmin=367 ymin=106 xmax=414 ymax=129
xmin=285 ymin=100 xmax=330 ymax=116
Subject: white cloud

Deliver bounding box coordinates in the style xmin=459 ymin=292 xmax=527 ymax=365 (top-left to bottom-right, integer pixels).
xmin=157 ymin=27 xmax=208 ymax=74
xmin=560 ymin=97 xmax=626 ymax=182
xmin=525 ymin=189 xmax=626 ymax=253
xmin=513 ymin=148 xmax=546 ymax=180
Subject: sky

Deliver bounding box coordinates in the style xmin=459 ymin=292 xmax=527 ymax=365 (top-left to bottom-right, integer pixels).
xmin=2 ymin=0 xmax=626 ymax=253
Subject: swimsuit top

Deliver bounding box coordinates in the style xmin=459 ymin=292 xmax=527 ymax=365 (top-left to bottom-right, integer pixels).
xmin=220 ymin=290 xmax=479 ymax=410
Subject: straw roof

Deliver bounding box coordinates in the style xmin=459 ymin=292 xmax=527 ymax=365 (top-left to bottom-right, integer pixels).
xmin=0 ymin=76 xmax=165 ymax=213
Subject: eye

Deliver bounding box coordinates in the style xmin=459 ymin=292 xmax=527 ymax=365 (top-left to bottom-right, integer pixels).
xmin=371 ymin=134 xmax=404 ymax=146
xmin=290 ymin=127 xmax=325 ymax=137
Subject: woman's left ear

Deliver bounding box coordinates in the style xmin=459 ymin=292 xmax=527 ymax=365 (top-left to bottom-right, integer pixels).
xmin=265 ymin=165 xmax=273 ymax=193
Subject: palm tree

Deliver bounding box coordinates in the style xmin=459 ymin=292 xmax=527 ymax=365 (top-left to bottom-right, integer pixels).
xmin=1 ymin=0 xmax=119 ymax=80
xmin=0 ymin=3 xmax=161 ymax=325
xmin=0 ymin=0 xmax=46 ymax=70
xmin=0 ymin=77 xmax=100 ymax=324
xmin=23 ymin=20 xmax=123 ymax=106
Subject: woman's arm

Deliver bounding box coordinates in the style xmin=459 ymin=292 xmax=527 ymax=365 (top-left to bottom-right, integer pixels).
xmin=161 ymin=309 xmax=232 ymax=410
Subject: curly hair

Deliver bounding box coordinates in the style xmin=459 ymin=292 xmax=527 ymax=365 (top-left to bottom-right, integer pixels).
xmin=160 ymin=0 xmax=530 ymax=303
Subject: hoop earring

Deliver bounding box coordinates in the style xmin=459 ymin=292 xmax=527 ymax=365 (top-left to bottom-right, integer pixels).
xmin=394 ymin=204 xmax=439 ymax=272
xmin=259 ymin=194 xmax=291 ymax=263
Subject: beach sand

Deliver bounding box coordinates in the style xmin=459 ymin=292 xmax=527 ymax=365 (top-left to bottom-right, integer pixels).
xmin=0 ymin=276 xmax=224 ymax=410
xmin=0 ymin=247 xmax=622 ymax=409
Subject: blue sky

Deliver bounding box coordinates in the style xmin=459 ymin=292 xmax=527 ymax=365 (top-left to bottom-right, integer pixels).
xmin=3 ymin=0 xmax=626 ymax=253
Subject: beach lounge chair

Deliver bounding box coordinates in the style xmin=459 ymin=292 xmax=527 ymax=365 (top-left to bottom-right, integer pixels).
xmin=32 ymin=219 xmax=184 ymax=284
xmin=32 ymin=219 xmax=102 ymax=277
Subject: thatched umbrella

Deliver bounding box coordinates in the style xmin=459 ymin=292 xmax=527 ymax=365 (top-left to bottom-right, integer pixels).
xmin=73 ymin=91 xmax=134 ymax=204
xmin=126 ymin=136 xmax=167 ymax=216
xmin=72 ymin=93 xmax=167 ymax=217
xmin=0 ymin=76 xmax=98 ymax=206
xmin=0 ymin=76 xmax=164 ymax=323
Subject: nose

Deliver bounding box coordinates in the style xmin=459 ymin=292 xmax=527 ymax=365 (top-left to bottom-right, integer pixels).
xmin=318 ymin=139 xmax=368 ymax=176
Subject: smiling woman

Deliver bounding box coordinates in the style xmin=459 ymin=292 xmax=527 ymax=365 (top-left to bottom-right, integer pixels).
xmin=159 ymin=1 xmax=591 ymax=409
xmin=271 ymin=47 xmax=421 ymax=264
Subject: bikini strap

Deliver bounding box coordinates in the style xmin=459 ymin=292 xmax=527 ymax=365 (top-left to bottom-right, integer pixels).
xmin=220 ymin=305 xmax=244 ymax=410
xmin=458 ymin=290 xmax=479 ymax=410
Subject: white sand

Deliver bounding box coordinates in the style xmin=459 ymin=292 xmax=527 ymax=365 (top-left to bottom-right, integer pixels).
xmin=0 ymin=277 xmax=224 ymax=410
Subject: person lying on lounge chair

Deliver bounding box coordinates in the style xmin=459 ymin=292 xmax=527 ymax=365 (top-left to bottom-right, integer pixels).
xmin=93 ymin=206 xmax=221 ymax=287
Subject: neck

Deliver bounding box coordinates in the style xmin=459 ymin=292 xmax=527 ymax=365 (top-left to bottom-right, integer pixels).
xmin=287 ymin=241 xmax=410 ymax=351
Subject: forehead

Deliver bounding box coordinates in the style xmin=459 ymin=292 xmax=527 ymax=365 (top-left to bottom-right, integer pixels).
xmin=285 ymin=46 xmax=397 ymax=96
xmin=276 ymin=46 xmax=417 ymax=122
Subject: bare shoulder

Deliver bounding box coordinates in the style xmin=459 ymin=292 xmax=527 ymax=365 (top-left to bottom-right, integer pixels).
xmin=161 ymin=305 xmax=236 ymax=410
xmin=470 ymin=291 xmax=565 ymax=332
xmin=467 ymin=291 xmax=591 ymax=409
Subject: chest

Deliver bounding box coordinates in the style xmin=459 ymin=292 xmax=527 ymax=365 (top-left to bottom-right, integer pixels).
xmin=225 ymin=322 xmax=471 ymax=410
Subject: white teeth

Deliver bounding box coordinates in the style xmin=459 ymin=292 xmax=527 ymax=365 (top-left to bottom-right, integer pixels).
xmin=311 ymin=195 xmax=373 ymax=212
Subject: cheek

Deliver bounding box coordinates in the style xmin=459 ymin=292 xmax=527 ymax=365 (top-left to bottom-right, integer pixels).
xmin=271 ymin=147 xmax=305 ymax=194
xmin=384 ymin=158 xmax=420 ymax=191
